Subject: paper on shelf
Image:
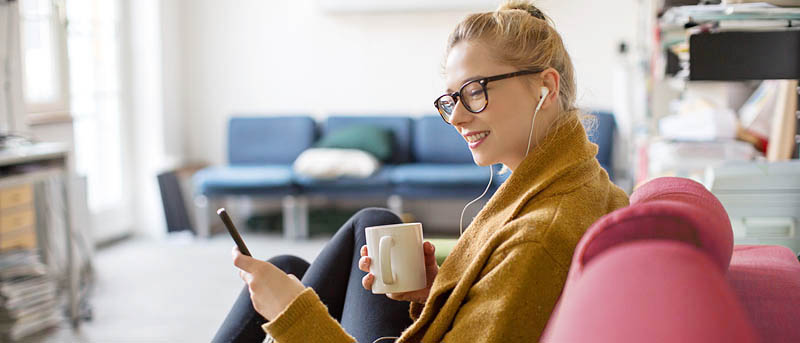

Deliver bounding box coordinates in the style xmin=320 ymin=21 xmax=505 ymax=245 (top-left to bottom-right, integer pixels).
xmin=739 ymin=80 xmax=781 ymax=138
xmin=658 ymin=94 xmax=739 ymax=141
xmin=662 ymin=2 xmax=800 ymax=25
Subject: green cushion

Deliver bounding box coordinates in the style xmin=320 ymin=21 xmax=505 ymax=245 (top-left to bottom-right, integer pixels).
xmin=315 ymin=125 xmax=394 ymax=161
xmin=427 ymin=237 xmax=459 ymax=265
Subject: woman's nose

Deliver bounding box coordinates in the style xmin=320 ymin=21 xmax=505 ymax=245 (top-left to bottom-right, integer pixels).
xmin=448 ymin=100 xmax=472 ymax=128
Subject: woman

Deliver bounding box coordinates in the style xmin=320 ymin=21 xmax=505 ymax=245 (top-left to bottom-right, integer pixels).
xmin=213 ymin=1 xmax=629 ymax=342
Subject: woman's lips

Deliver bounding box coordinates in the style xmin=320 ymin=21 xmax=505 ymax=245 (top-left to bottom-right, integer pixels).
xmin=464 ymin=131 xmax=490 ymax=149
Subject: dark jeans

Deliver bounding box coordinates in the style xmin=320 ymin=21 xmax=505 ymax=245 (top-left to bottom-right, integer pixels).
xmin=212 ymin=208 xmax=413 ymax=343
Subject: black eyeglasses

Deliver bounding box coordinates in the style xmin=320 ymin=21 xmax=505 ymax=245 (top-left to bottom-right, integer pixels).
xmin=433 ymin=69 xmax=543 ymax=124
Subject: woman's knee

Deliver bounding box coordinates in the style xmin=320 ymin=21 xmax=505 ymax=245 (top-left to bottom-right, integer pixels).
xmin=267 ymin=255 xmax=309 ymax=278
xmin=352 ymin=208 xmax=402 ymax=239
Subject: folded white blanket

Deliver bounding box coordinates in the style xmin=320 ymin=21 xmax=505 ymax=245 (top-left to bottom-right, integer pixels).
xmin=293 ymin=148 xmax=380 ymax=180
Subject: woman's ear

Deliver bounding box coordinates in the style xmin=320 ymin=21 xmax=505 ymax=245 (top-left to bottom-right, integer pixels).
xmin=539 ymin=67 xmax=560 ymax=109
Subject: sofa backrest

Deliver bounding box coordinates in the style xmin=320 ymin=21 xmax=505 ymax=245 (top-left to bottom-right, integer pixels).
xmin=568 ymin=177 xmax=734 ymax=284
xmin=324 ymin=116 xmax=413 ymax=164
xmin=585 ymin=111 xmax=616 ymax=178
xmin=412 ymin=116 xmax=473 ymax=163
xmin=228 ymin=116 xmax=316 ymax=165
xmin=544 ymin=241 xmax=758 ymax=343
xmin=629 ymin=176 xmax=734 ymax=268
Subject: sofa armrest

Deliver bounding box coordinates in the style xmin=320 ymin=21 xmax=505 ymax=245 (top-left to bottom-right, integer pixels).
xmin=544 ymin=241 xmax=758 ymax=343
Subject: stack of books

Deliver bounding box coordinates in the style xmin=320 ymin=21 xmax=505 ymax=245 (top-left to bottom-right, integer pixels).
xmin=0 ymin=250 xmax=61 ymax=341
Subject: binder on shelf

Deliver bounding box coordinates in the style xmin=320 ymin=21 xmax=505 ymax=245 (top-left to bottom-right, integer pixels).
xmin=766 ymin=80 xmax=798 ymax=161
xmin=689 ymin=30 xmax=800 ymax=81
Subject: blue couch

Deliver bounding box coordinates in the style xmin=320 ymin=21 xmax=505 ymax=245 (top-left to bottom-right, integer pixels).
xmin=193 ymin=113 xmax=616 ymax=239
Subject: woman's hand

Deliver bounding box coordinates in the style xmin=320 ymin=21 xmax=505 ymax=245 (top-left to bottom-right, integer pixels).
xmin=358 ymin=241 xmax=438 ymax=304
xmin=232 ymin=247 xmax=305 ymax=321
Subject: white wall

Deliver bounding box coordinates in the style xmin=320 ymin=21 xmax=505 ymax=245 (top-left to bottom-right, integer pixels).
xmin=0 ymin=2 xmax=26 ymax=134
xmin=122 ymin=0 xmax=178 ymax=239
xmin=172 ymin=0 xmax=639 ymax=166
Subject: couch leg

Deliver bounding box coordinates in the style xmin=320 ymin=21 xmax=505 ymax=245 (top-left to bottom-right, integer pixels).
xmin=388 ymin=194 xmax=403 ymax=216
xmin=193 ymin=194 xmax=211 ymax=238
xmin=232 ymin=196 xmax=251 ymax=233
xmin=282 ymin=195 xmax=309 ymax=240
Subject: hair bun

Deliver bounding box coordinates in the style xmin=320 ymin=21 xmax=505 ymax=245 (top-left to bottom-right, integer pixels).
xmin=497 ymin=0 xmax=547 ymax=21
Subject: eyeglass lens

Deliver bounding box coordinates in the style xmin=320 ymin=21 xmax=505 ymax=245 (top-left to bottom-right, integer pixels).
xmin=436 ymin=80 xmax=487 ymax=122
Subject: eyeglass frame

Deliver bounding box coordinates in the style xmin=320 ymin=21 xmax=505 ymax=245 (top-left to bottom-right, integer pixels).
xmin=433 ymin=69 xmax=544 ymax=124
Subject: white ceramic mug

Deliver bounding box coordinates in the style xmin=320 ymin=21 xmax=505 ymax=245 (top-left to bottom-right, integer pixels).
xmin=365 ymin=222 xmax=426 ymax=294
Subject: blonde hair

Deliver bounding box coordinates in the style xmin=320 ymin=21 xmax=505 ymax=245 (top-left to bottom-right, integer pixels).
xmin=446 ymin=0 xmax=578 ymax=118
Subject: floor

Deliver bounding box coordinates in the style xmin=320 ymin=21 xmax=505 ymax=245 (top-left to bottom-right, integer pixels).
xmin=20 ymin=232 xmax=330 ymax=343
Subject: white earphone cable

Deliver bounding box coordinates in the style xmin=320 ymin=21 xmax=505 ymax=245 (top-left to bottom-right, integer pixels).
xmin=525 ymin=91 xmax=547 ymax=156
xmin=459 ymin=164 xmax=493 ymax=237
xmin=460 ymin=89 xmax=545 ymax=237
xmin=368 ymin=165 xmax=491 ymax=341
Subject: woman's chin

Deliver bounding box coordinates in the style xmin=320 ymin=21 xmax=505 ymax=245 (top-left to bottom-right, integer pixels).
xmin=470 ymin=154 xmax=495 ymax=167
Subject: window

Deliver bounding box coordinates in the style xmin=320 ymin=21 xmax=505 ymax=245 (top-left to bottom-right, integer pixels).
xmin=65 ymin=0 xmax=126 ymax=215
xmin=18 ymin=0 xmax=69 ymax=115
xmin=19 ymin=0 xmax=130 ymax=239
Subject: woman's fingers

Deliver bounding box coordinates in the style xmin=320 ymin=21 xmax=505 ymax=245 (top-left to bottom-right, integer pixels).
xmin=359 ymin=246 xmax=374 ymax=290
xmin=231 ymin=246 xmax=258 ymax=272
xmin=361 ymin=273 xmax=374 ymax=290
xmin=239 ymin=269 xmax=253 ymax=283
xmin=423 ymin=241 xmax=437 ymax=266
xmin=387 ymin=292 xmax=408 ymax=302
xmin=386 ymin=291 xmax=419 ymax=304
xmin=358 ymin=256 xmax=371 ymax=272
xmin=423 ymin=241 xmax=435 ymax=256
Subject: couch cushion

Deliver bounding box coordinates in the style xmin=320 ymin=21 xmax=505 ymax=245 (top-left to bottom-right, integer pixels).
xmin=314 ymin=125 xmax=394 ymax=161
xmin=390 ymin=164 xmax=497 ymax=198
xmin=545 ymin=241 xmax=758 ymax=343
xmin=194 ymin=165 xmax=294 ymax=196
xmin=294 ymin=167 xmax=394 ymax=196
xmin=293 ymin=148 xmax=380 ymax=180
xmin=228 ymin=116 xmax=316 ymax=165
xmin=324 ymin=116 xmax=412 ymax=164
xmin=390 ymin=164 xmax=490 ymax=186
xmin=412 ymin=116 xmax=473 ymax=163
xmin=728 ymin=245 xmax=800 ymax=343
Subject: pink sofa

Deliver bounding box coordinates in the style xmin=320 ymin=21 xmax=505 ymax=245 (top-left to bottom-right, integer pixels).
xmin=543 ymin=177 xmax=800 ymax=343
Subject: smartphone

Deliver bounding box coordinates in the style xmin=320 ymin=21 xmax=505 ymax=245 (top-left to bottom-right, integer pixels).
xmin=217 ymin=208 xmax=252 ymax=257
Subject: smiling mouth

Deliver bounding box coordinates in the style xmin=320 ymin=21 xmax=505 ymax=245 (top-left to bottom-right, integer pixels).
xmin=465 ymin=131 xmax=490 ymax=143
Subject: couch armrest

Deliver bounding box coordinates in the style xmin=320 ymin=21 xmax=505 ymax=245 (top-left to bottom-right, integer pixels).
xmin=544 ymin=241 xmax=758 ymax=343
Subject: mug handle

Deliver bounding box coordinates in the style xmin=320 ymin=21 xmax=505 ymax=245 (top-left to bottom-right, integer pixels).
xmin=379 ymin=236 xmax=394 ymax=285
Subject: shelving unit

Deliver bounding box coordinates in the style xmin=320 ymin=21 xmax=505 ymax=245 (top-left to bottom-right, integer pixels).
xmin=641 ymin=2 xmax=800 ymax=252
xmin=636 ymin=2 xmax=800 ymax=180
xmin=0 ymin=143 xmax=85 ymax=339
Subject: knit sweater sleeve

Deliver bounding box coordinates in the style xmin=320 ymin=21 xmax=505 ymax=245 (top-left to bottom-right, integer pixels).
xmin=409 ymin=301 xmax=424 ymax=321
xmin=440 ymin=242 xmax=566 ymax=342
xmin=262 ymin=288 xmax=356 ymax=343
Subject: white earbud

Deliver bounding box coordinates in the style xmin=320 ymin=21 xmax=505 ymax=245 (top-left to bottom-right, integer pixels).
xmin=525 ymin=87 xmax=549 ymax=156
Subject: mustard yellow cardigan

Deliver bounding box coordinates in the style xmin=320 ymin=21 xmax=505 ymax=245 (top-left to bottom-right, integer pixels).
xmin=263 ymin=115 xmax=630 ymax=342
